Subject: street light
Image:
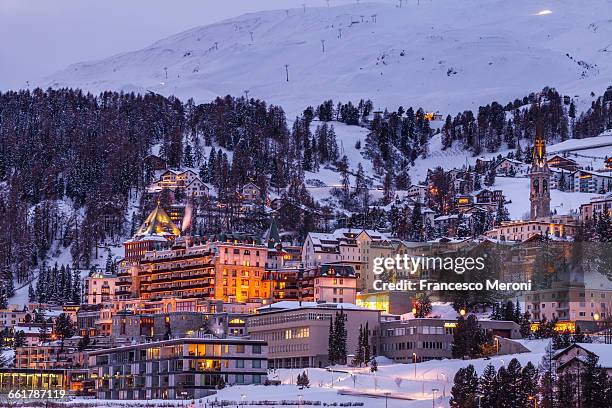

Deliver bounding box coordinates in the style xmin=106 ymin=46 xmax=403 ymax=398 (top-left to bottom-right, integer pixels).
xmin=528 ymin=395 xmax=537 ymax=408
xmin=494 ymin=336 xmax=500 ymax=355
xmin=297 ymin=394 xmax=303 ymax=408
xmin=384 ymin=391 xmax=391 ymax=408
xmin=432 ymin=388 xmax=439 ymax=408
xmin=413 ymin=352 xmax=417 ymax=379
xmin=459 ymin=308 xmax=466 ymax=316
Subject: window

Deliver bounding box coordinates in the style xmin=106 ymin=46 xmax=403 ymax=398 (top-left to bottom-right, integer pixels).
xmin=236 ymin=360 xmax=244 ymax=368
xmin=252 ymin=345 xmax=262 ymax=354
xmin=252 ymin=360 xmax=261 ymax=368
xmin=236 ymin=345 xmax=245 ymax=353
xmin=253 ymin=374 xmax=261 ymax=384
xmin=235 ymin=374 xmax=245 ymax=384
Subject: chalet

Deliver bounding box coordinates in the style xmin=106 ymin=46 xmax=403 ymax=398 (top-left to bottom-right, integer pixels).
xmin=547 ymin=155 xmax=579 ymax=172
xmin=147 ymin=170 xmax=210 ymax=199
xmin=185 ymin=178 xmax=209 ymax=197
xmin=553 ymin=343 xmax=612 ymax=377
xmin=493 ymin=158 xmax=528 ymax=176
xmin=176 ymin=169 xmax=199 ymax=187
xmin=456 ymin=188 xmax=504 ymax=212
xmin=241 ymin=182 xmax=262 ymax=203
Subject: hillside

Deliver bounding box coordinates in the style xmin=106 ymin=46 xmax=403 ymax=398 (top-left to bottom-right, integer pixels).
xmin=43 ymin=0 xmax=612 ymax=116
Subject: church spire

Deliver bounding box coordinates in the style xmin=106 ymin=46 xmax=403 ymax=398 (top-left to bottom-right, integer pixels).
xmin=529 ymin=101 xmax=551 ymax=220
xmin=532 ymin=122 xmax=547 ymax=168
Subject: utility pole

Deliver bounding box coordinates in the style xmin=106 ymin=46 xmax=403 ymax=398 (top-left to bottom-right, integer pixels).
xmin=284 ymin=64 xmax=290 ymax=82
xmin=321 ymin=39 xmax=326 ymax=53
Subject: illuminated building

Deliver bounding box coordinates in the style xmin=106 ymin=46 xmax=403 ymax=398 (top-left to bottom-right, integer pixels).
xmin=84 ymin=272 xmax=118 ymax=304
xmin=137 ymin=243 xmax=216 ymax=301
xmin=579 ymin=193 xmax=612 ymax=221
xmin=379 ymin=318 xmax=523 ymax=362
xmin=0 ymin=368 xmax=68 ymax=391
xmin=302 ymin=228 xmax=390 ymax=289
xmin=15 ymin=345 xmax=86 ymax=370
xmin=123 ymin=204 xmax=180 ymax=263
xmin=248 ymin=301 xmax=380 ymax=368
xmin=88 ymin=337 xmax=267 ymax=399
xmin=553 ymin=343 xmax=612 ymax=377
xmin=530 ymin=125 xmax=551 ymax=220
xmin=573 ymin=169 xmax=612 ymax=193
xmin=525 ymin=282 xmax=612 ymax=323
xmin=484 ymin=215 xmax=578 ymax=242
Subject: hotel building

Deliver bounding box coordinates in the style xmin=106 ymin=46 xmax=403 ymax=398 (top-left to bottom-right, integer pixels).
xmin=88 ymin=337 xmax=267 ymax=400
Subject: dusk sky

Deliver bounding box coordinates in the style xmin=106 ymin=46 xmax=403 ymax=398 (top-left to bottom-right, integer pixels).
xmin=0 ymin=0 xmax=360 ymax=90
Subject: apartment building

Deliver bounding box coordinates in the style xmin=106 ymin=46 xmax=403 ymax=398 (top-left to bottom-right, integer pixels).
xmin=573 ymin=169 xmax=612 ymax=193
xmin=302 ymin=228 xmax=390 ymax=289
xmin=88 ymin=337 xmax=267 ymax=399
xmin=247 ymin=301 xmax=380 ymax=368
xmin=525 ymin=282 xmax=612 ymax=323
xmin=579 ymin=193 xmax=612 ymax=221
xmin=0 ymin=307 xmax=28 ymax=328
xmin=484 ymin=215 xmax=578 ymax=242
xmin=83 ymin=272 xmax=118 ymax=304
xmin=379 ymin=318 xmax=522 ymax=362
xmin=15 ymin=345 xmax=86 ymax=370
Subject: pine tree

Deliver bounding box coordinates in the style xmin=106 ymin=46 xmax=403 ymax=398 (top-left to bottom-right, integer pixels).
xmin=352 ymin=324 xmax=365 ymax=367
xmin=55 ymin=313 xmax=75 ymax=351
xmin=505 ymin=358 xmax=523 ymax=405
xmin=556 ymin=371 xmax=576 ymax=408
xmin=334 ymin=309 xmax=347 ymax=364
xmin=297 ymin=371 xmax=310 ymax=388
xmin=478 ymin=363 xmax=499 ymax=408
xmin=28 ymin=283 xmax=35 ymax=303
xmin=450 ymin=364 xmax=479 ymax=408
xmin=72 ymin=269 xmax=81 ymax=304
xmin=582 ymin=353 xmax=609 ymax=408
xmin=520 ymin=361 xmax=539 ymax=406
xmin=363 ymin=322 xmax=371 ymax=365
xmin=413 ymin=292 xmax=432 ymax=318
xmin=327 ymin=318 xmax=336 ymax=365
xmin=409 ymin=202 xmax=424 ymax=242
xmin=495 ymin=200 xmax=510 ymax=225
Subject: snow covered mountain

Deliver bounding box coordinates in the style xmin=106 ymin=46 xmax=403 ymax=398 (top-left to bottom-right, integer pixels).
xmin=43 ymin=0 xmax=612 ymax=116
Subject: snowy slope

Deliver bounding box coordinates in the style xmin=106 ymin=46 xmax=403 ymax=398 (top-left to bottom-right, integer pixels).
xmin=42 ymin=0 xmax=612 ymax=117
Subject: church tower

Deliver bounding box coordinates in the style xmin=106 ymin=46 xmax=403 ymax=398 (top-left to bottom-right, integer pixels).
xmin=530 ymin=125 xmax=551 ymax=220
